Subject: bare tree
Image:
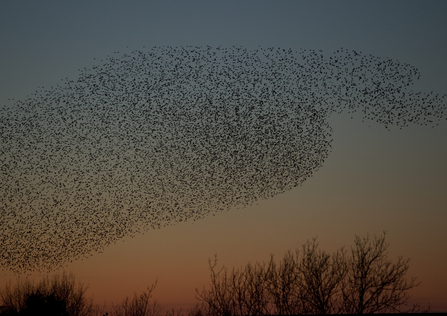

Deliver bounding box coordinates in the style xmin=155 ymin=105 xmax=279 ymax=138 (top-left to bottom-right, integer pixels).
xmin=195 ymin=256 xmax=272 ymax=316
xmin=111 ymin=280 xmax=162 ymax=316
xmin=340 ymin=232 xmax=419 ymax=314
xmin=266 ymin=251 xmax=303 ymax=315
xmin=297 ymin=238 xmax=346 ymax=314
xmin=196 ymin=233 xmax=421 ymax=315
xmin=195 ymin=256 xmax=235 ymax=316
xmin=230 ymin=261 xmax=271 ymax=316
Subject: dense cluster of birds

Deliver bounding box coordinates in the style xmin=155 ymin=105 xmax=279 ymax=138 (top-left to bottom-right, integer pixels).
xmin=1 ymin=46 xmax=445 ymax=273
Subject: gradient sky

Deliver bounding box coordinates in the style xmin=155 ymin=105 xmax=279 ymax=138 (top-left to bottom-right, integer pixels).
xmin=1 ymin=0 xmax=446 ymax=312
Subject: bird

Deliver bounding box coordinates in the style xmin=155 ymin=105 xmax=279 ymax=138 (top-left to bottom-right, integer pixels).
xmin=0 ymin=46 xmax=445 ymax=273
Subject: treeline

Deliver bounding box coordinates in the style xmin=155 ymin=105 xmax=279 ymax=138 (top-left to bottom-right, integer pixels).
xmin=0 ymin=232 xmax=425 ymax=316
xmin=195 ymin=232 xmax=421 ymax=315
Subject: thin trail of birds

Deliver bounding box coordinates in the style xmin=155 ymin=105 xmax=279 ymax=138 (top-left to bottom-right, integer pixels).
xmin=1 ymin=46 xmax=446 ymax=273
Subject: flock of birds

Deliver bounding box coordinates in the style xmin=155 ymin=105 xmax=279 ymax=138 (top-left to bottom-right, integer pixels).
xmin=1 ymin=46 xmax=445 ymax=273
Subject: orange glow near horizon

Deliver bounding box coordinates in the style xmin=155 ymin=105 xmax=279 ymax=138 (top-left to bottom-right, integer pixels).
xmin=1 ymin=1 xmax=446 ymax=313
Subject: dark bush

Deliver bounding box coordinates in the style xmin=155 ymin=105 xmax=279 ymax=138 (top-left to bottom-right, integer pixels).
xmin=0 ymin=272 xmax=93 ymax=316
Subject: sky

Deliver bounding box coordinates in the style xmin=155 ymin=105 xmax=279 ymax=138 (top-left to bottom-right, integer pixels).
xmin=1 ymin=0 xmax=446 ymax=312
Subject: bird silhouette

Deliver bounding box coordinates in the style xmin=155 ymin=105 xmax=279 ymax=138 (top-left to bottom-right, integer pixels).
xmin=1 ymin=46 xmax=445 ymax=273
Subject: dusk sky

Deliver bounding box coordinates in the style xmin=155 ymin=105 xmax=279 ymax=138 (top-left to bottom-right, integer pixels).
xmin=1 ymin=0 xmax=447 ymax=312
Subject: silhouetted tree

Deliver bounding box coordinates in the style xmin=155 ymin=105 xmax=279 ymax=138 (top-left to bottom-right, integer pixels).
xmin=111 ymin=280 xmax=162 ymax=316
xmin=266 ymin=251 xmax=303 ymax=315
xmin=195 ymin=256 xmax=240 ymax=316
xmin=21 ymin=290 xmax=67 ymax=316
xmin=196 ymin=232 xmax=421 ymax=315
xmin=0 ymin=272 xmax=93 ymax=316
xmin=195 ymin=256 xmax=272 ymax=316
xmin=296 ymin=238 xmax=346 ymax=314
xmin=232 ymin=261 xmax=271 ymax=316
xmin=340 ymin=232 xmax=419 ymax=314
